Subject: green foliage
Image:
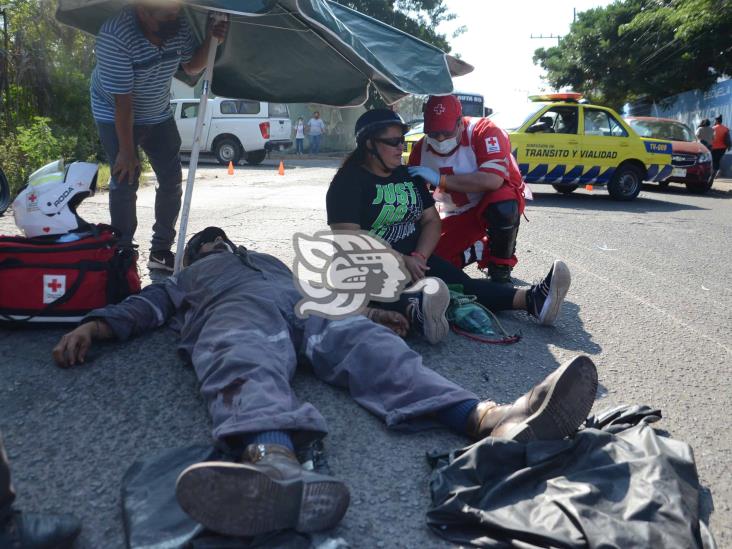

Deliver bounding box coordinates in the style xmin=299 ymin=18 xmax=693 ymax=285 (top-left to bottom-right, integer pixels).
xmin=534 ymin=0 xmax=732 ymax=108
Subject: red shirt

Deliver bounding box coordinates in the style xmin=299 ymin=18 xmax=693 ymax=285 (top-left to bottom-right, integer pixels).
xmin=408 ymin=116 xmax=524 ymax=218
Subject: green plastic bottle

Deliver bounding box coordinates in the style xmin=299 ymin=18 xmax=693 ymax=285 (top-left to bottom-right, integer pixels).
xmin=452 ymin=302 xmax=497 ymax=336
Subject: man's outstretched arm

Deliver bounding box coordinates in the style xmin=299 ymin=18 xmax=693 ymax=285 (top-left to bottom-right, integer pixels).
xmin=53 ymin=319 xmax=114 ymax=368
xmin=52 ymin=282 xmax=179 ymax=368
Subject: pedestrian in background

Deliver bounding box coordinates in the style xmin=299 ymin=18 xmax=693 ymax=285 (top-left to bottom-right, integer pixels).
xmin=696 ymin=118 xmax=714 ymax=151
xmin=307 ymin=111 xmax=327 ymax=154
xmin=91 ymin=0 xmax=227 ymax=272
xmin=711 ymin=115 xmax=731 ymax=176
xmin=294 ymin=117 xmax=305 ymax=155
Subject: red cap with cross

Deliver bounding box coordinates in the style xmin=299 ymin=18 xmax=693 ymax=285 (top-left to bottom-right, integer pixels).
xmin=424 ymin=95 xmax=462 ymax=134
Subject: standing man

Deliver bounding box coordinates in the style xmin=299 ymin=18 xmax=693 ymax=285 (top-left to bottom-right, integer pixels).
xmin=408 ymin=95 xmax=526 ymax=283
xmin=711 ymin=115 xmax=730 ymax=177
xmin=306 ymin=111 xmax=327 ymax=154
xmin=91 ymin=0 xmax=227 ymax=272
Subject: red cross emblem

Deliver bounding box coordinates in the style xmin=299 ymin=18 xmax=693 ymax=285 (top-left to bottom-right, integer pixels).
xmin=433 ymin=103 xmax=446 ymax=115
xmin=487 ymin=137 xmax=498 ymax=147
xmin=28 ymin=193 xmax=37 ymax=202
xmin=47 ymin=279 xmax=63 ymax=292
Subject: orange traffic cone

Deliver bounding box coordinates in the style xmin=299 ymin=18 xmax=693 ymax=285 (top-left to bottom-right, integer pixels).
xmin=228 ymin=161 xmax=234 ymax=175
xmin=278 ymin=160 xmax=285 ymax=176
xmin=585 ymin=184 xmax=594 ymax=191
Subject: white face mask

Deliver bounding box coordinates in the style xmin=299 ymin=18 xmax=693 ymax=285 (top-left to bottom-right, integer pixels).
xmin=426 ymin=135 xmax=459 ymax=155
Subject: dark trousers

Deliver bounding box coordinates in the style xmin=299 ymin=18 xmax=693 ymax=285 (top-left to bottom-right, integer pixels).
xmin=96 ymin=118 xmax=183 ymax=251
xmin=0 ymin=435 xmax=14 ymax=523
xmin=712 ymin=148 xmax=726 ymax=172
xmin=426 ymin=254 xmax=517 ymax=311
xmin=381 ymin=254 xmax=517 ymax=313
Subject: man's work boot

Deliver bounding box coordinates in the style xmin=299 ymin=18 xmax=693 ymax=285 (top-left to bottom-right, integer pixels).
xmin=176 ymin=444 xmax=350 ymax=538
xmin=466 ymin=355 xmax=598 ymax=441
xmin=0 ymin=510 xmax=81 ymax=549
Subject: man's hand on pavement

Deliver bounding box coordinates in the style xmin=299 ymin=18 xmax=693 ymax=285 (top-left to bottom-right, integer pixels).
xmin=53 ymin=323 xmax=96 ymax=368
xmin=408 ymin=166 xmax=440 ymax=188
xmin=112 ymin=151 xmax=140 ymax=186
xmin=366 ymin=308 xmax=409 ymax=337
xmin=53 ymin=319 xmax=113 ymax=368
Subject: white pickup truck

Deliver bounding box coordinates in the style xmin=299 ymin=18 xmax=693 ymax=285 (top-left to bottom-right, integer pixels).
xmin=171 ymin=98 xmax=292 ymax=165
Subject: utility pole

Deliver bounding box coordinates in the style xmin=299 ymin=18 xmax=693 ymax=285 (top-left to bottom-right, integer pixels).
xmin=530 ymin=33 xmax=561 ymax=46
xmin=530 ymin=7 xmax=576 ymax=46
xmin=0 ymin=5 xmax=9 ymax=129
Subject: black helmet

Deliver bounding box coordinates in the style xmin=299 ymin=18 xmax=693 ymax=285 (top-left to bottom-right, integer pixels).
xmin=183 ymin=226 xmax=237 ymax=267
xmin=354 ymin=109 xmax=409 ymax=145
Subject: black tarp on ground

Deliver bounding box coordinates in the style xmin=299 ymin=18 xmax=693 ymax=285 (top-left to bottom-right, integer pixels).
xmin=426 ymin=405 xmax=717 ymax=548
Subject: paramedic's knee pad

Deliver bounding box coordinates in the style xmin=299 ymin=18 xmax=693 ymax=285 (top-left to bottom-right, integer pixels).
xmin=483 ymin=200 xmax=520 ymax=230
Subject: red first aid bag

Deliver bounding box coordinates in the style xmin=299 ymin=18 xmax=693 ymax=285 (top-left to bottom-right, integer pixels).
xmin=0 ymin=225 xmax=140 ymax=325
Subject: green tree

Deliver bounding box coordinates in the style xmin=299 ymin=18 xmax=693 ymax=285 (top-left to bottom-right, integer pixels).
xmin=534 ymin=0 xmax=732 ymax=109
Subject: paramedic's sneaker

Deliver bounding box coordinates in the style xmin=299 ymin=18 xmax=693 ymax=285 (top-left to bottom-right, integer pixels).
xmin=467 ymin=355 xmax=598 ymax=441
xmin=527 ymin=260 xmax=571 ymax=326
xmin=147 ymin=250 xmax=175 ymax=272
xmin=404 ymin=277 xmax=450 ymax=344
xmin=176 ymin=444 xmax=350 ymax=538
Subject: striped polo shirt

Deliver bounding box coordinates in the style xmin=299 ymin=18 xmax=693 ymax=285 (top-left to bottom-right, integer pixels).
xmin=90 ymin=7 xmax=197 ymax=124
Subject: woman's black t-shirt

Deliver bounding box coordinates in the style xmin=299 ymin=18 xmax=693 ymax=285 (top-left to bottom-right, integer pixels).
xmin=326 ymin=164 xmax=435 ymax=255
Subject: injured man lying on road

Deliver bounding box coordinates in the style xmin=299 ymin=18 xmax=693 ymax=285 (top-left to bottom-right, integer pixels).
xmin=52 ymin=226 xmax=599 ymax=539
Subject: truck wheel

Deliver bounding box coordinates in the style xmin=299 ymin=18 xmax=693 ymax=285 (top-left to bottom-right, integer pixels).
xmin=245 ymin=150 xmax=267 ymax=165
xmin=608 ymin=164 xmax=643 ymax=201
xmin=214 ymin=138 xmax=242 ymax=166
xmin=552 ymin=184 xmax=578 ymax=194
xmin=0 ymin=168 xmax=10 ymax=216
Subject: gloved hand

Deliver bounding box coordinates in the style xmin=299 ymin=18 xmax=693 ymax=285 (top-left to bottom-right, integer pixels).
xmin=408 ymin=166 xmax=440 ymax=188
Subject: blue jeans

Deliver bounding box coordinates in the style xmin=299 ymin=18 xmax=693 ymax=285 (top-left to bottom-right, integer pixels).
xmin=295 ymin=138 xmax=304 ymax=154
xmin=309 ymin=134 xmax=322 ymax=154
xmin=96 ymin=118 xmax=183 ymax=251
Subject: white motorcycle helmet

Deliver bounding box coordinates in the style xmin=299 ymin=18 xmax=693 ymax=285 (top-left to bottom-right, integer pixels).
xmin=13 ymin=160 xmax=98 ymax=238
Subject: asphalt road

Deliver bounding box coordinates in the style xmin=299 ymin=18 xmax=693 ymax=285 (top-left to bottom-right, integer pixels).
xmin=1 ymin=158 xmax=730 ymax=548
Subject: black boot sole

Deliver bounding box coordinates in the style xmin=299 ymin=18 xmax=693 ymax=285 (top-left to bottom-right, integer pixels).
xmin=505 ymin=355 xmax=598 ymax=441
xmin=176 ymin=461 xmax=350 ymax=537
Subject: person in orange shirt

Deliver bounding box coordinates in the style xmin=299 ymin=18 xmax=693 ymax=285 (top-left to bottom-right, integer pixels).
xmin=711 ymin=115 xmax=730 ymax=176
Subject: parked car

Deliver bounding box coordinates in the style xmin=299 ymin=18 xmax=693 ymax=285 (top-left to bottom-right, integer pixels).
xmin=625 ymin=116 xmax=714 ymax=194
xmin=502 ymin=93 xmax=674 ymax=201
xmin=171 ymin=98 xmax=292 ymax=165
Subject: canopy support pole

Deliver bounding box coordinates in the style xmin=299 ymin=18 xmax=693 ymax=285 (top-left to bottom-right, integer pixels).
xmin=173 ymin=14 xmax=225 ymax=274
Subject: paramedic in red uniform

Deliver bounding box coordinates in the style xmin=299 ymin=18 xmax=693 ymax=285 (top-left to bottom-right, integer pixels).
xmin=408 ymin=95 xmax=525 ymax=283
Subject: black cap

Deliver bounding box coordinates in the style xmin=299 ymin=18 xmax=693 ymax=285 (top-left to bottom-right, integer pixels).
xmin=184 ymin=226 xmax=235 ymax=267
xmin=354 ymin=109 xmax=409 ymax=145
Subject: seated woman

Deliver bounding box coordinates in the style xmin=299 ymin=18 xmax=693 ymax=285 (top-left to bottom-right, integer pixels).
xmin=326 ymin=109 xmax=571 ymax=333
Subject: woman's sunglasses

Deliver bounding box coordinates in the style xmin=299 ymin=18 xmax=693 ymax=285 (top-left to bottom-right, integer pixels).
xmin=373 ymin=136 xmax=406 ymax=148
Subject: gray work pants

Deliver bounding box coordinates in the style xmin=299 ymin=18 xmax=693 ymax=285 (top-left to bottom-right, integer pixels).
xmin=96 ymin=118 xmax=183 ymax=251
xmin=0 ymin=435 xmax=14 ymax=523
xmin=191 ymin=303 xmax=477 ymax=445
